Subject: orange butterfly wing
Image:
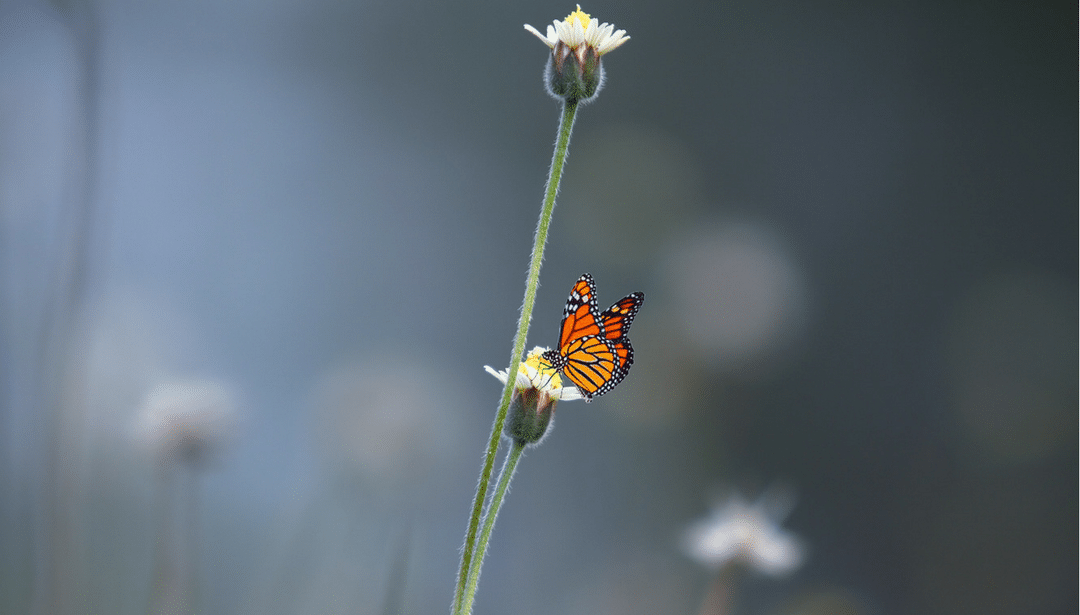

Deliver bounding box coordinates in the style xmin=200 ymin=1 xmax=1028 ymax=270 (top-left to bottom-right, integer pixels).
xmin=599 ymin=292 xmax=644 ymax=372
xmin=559 ymin=334 xmax=619 ymax=398
xmin=555 ymin=274 xmax=603 ymax=350
xmin=542 ymin=274 xmax=644 ymax=401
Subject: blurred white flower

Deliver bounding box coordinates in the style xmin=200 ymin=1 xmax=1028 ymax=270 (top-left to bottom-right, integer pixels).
xmin=682 ymin=488 xmax=805 ymax=576
xmin=134 ymin=379 xmax=238 ymax=468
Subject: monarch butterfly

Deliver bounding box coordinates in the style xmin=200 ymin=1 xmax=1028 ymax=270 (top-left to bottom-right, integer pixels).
xmin=541 ymin=273 xmax=644 ymax=402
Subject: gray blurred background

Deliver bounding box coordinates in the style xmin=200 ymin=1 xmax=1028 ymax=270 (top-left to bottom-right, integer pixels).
xmin=0 ymin=0 xmax=1075 ymax=613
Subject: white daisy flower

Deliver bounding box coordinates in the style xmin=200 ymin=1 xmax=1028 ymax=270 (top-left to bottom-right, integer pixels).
xmin=523 ymin=6 xmax=629 ymax=103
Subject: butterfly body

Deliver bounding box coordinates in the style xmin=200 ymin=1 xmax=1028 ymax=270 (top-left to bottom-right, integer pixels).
xmin=542 ymin=274 xmax=644 ymax=401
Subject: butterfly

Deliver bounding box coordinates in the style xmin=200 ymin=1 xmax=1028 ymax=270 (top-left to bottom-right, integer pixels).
xmin=541 ymin=273 xmax=644 ymax=402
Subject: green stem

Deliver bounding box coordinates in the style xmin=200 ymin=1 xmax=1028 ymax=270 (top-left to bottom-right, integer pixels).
xmin=460 ymin=442 xmax=526 ymax=615
xmin=452 ymin=100 xmax=578 ymax=615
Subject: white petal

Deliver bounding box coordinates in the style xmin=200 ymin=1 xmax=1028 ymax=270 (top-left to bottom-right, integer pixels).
xmin=484 ymin=365 xmax=509 ymax=384
xmin=748 ymin=529 xmax=804 ymax=576
xmin=524 ymin=23 xmax=555 ymax=47
xmin=556 ymin=19 xmax=585 ymax=48
xmin=597 ymin=29 xmax=629 ymax=55
xmin=554 ymin=386 xmax=584 ymax=401
xmin=682 ymin=519 xmax=740 ymax=567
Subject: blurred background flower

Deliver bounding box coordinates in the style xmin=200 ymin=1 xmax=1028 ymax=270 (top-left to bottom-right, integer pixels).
xmin=682 ymin=487 xmax=804 ymax=577
xmin=681 ymin=485 xmax=805 ymax=615
xmin=134 ymin=379 xmax=238 ymax=469
xmin=309 ymin=356 xmax=463 ymax=487
xmin=134 ymin=378 xmax=238 ymax=614
xmin=0 ymin=1 xmax=1073 ymax=614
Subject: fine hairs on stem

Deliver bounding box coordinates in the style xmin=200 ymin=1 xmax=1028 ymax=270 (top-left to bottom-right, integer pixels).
xmin=452 ymin=98 xmax=578 ymax=615
xmin=459 ymin=442 xmax=526 ymax=615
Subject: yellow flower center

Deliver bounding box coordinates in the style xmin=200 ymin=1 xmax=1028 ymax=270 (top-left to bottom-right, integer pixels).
xmin=564 ymin=5 xmax=592 ymax=30
xmin=524 ymin=350 xmax=563 ymax=390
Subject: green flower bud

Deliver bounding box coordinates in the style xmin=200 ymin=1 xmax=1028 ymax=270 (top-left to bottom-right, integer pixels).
xmin=546 ymin=42 xmax=604 ymax=104
xmin=503 ymin=385 xmax=557 ymax=447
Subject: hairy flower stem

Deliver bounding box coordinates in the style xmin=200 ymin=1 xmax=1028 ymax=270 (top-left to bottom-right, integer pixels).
xmin=460 ymin=442 xmax=526 ymax=615
xmin=452 ymin=99 xmax=578 ymax=615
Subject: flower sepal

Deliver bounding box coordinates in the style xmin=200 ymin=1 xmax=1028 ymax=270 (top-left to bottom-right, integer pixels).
xmin=548 ymin=42 xmax=603 ymax=104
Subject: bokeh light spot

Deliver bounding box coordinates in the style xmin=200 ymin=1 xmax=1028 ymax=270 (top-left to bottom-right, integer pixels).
xmin=945 ymin=270 xmax=1076 ymax=463
xmin=310 ymin=356 xmax=459 ymax=483
xmin=664 ymin=220 xmax=806 ymax=375
xmin=559 ymin=125 xmax=704 ymax=267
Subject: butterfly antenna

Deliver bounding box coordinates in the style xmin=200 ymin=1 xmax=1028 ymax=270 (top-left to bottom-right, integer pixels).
xmin=539 ymin=369 xmax=556 ymax=390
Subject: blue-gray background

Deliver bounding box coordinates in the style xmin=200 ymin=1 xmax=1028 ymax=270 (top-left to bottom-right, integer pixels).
xmin=1 ymin=0 xmax=1075 ymax=613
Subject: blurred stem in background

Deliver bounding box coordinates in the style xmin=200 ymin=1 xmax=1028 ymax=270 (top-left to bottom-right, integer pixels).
xmin=29 ymin=0 xmax=102 ymax=613
xmin=136 ymin=379 xmax=237 ymax=615
xmin=149 ymin=464 xmax=201 ymax=615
